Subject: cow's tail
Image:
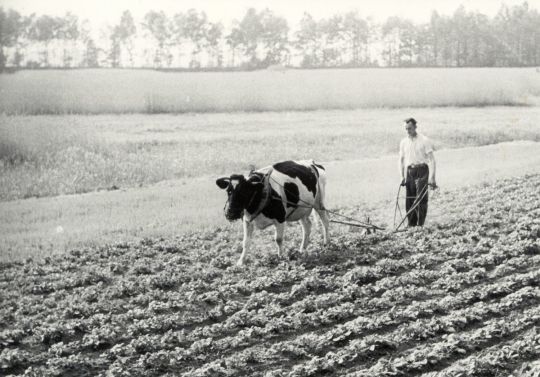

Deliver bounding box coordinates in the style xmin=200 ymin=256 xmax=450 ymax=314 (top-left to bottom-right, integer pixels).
xmin=310 ymin=161 xmax=330 ymax=242
xmin=311 ymin=161 xmax=327 ymax=210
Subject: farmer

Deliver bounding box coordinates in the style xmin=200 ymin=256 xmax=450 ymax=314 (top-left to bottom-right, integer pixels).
xmin=398 ymin=118 xmax=437 ymax=227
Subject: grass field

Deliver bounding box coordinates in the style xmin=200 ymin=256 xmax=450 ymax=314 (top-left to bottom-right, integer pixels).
xmin=1 ymin=106 xmax=540 ymax=201
xmin=1 ymin=174 xmax=539 ymax=376
xmin=0 ymin=68 xmax=539 ymax=114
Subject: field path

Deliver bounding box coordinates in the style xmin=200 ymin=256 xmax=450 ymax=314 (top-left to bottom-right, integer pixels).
xmin=1 ymin=141 xmax=539 ymax=260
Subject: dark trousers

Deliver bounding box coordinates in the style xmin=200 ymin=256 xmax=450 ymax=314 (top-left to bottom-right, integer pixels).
xmin=406 ymin=164 xmax=429 ymax=226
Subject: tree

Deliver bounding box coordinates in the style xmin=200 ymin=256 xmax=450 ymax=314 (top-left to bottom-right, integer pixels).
xmin=225 ymin=27 xmax=243 ymax=67
xmin=205 ymin=22 xmax=223 ymax=67
xmin=414 ymin=22 xmax=432 ymax=66
xmin=229 ymin=8 xmax=288 ymax=68
xmin=107 ymin=26 xmax=121 ymax=67
xmin=2 ymin=3 xmax=540 ymax=70
xmin=171 ymin=12 xmax=186 ymax=67
xmin=259 ymin=9 xmax=289 ymax=66
xmin=427 ymin=11 xmax=444 ymax=66
xmin=319 ymin=15 xmax=345 ymax=66
xmin=467 ymin=12 xmax=495 ymax=66
xmin=526 ymin=5 xmax=540 ymax=65
xmin=230 ymin=8 xmax=263 ymax=67
xmin=295 ymin=13 xmax=322 ymax=67
xmin=28 ymin=15 xmax=53 ymax=66
xmin=83 ymin=38 xmax=99 ymax=67
xmin=342 ymin=11 xmax=370 ymax=66
xmin=78 ymin=20 xmax=99 ymax=67
xmin=141 ymin=11 xmax=171 ymax=68
xmin=107 ymin=11 xmax=137 ymax=68
xmin=494 ymin=2 xmax=540 ymax=66
xmin=437 ymin=14 xmax=454 ymax=66
xmin=117 ymin=10 xmax=136 ymax=66
xmin=0 ymin=8 xmax=23 ymax=70
xmin=450 ymin=5 xmax=470 ymax=66
xmin=57 ymin=12 xmax=79 ymax=67
xmin=382 ymin=17 xmax=417 ymax=66
xmin=523 ymin=5 xmax=540 ymax=66
xmin=182 ymin=9 xmax=207 ymax=68
xmin=12 ymin=15 xmax=32 ymax=68
xmin=28 ymin=14 xmax=62 ymax=66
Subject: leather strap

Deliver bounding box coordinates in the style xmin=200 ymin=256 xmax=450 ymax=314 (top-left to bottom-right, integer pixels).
xmin=246 ymin=167 xmax=273 ymax=222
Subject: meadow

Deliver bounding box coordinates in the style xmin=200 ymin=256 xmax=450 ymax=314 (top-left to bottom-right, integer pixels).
xmin=1 ymin=107 xmax=540 ymax=201
xmin=0 ymin=68 xmax=539 ymax=114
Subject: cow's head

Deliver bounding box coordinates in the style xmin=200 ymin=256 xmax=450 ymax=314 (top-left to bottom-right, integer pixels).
xmin=216 ymin=174 xmax=264 ymax=221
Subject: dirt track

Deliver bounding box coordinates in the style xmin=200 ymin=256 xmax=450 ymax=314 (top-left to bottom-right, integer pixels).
xmin=326 ymin=140 xmax=540 ymax=205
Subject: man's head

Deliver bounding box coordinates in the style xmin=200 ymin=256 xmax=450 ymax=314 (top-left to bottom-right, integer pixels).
xmin=404 ymin=117 xmax=417 ymax=137
xmin=216 ymin=174 xmax=264 ymax=221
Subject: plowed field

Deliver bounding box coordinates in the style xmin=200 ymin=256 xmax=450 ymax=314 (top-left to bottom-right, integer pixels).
xmin=1 ymin=174 xmax=539 ymax=376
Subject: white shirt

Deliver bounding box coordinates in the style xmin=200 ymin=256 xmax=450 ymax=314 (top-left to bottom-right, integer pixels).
xmin=399 ymin=133 xmax=434 ymax=167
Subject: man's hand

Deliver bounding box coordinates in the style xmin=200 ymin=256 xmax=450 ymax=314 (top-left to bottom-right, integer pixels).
xmin=428 ymin=178 xmax=437 ymax=189
xmin=400 ymin=178 xmax=406 ymax=187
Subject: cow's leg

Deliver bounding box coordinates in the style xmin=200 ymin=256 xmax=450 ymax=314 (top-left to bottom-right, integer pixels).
xmin=315 ymin=208 xmax=330 ymax=246
xmin=274 ymin=222 xmax=285 ymax=258
xmin=299 ymin=216 xmax=312 ymax=253
xmin=238 ymin=219 xmax=254 ymax=266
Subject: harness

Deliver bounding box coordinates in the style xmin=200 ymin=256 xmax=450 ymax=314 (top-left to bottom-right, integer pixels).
xmin=283 ymin=164 xmax=321 ymax=220
xmin=246 ymin=167 xmax=273 ymax=222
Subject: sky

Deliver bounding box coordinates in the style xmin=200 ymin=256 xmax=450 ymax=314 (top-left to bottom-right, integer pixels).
xmin=2 ymin=0 xmax=540 ymax=28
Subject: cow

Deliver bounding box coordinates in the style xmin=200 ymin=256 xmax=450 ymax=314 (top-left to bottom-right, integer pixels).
xmin=216 ymin=160 xmax=329 ymax=266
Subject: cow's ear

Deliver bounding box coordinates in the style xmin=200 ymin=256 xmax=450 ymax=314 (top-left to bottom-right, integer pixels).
xmin=248 ymin=174 xmax=263 ymax=183
xmin=229 ymin=174 xmax=245 ymax=183
xmin=216 ymin=177 xmax=230 ymax=189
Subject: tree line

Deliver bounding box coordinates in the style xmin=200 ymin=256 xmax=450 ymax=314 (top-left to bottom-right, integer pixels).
xmin=1 ymin=2 xmax=539 ymax=71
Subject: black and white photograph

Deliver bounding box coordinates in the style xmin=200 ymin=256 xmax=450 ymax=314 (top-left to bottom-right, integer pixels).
xmin=1 ymin=0 xmax=540 ymax=375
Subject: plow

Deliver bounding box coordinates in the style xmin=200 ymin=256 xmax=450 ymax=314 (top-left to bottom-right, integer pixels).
xmin=329 ymin=183 xmax=438 ymax=233
xmin=269 ymin=174 xmax=438 ymax=234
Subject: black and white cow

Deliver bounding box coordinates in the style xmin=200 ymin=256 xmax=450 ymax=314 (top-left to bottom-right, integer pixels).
xmin=216 ymin=160 xmax=330 ymax=266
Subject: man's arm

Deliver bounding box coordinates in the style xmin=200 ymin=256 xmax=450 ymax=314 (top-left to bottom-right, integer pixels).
xmin=398 ymin=141 xmax=406 ymax=185
xmin=427 ymin=151 xmax=436 ymax=187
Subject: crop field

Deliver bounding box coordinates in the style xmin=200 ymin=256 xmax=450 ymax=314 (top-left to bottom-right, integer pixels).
xmin=1 ymin=174 xmax=539 ymax=376
xmin=0 ymin=68 xmax=539 ymax=115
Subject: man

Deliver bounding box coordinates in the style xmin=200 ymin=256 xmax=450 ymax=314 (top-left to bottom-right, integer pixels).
xmin=398 ymin=118 xmax=437 ymax=227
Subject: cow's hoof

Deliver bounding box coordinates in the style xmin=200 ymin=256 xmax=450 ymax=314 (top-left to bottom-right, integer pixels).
xmin=236 ymin=259 xmax=245 ymax=267
xmin=287 ymin=249 xmax=300 ymax=261
xmin=300 ymin=249 xmax=311 ymax=256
